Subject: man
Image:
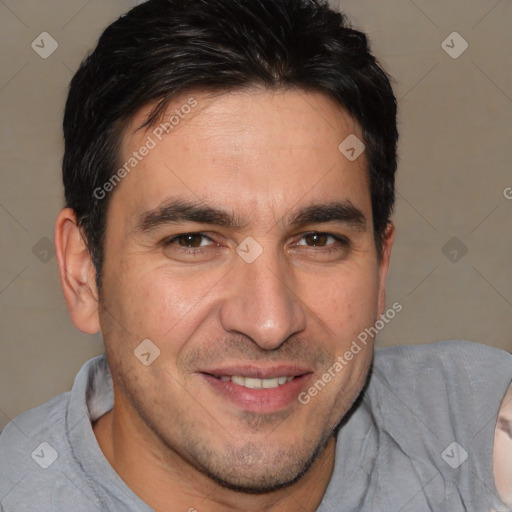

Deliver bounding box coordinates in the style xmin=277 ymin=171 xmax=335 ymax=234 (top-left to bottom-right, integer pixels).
xmin=1 ymin=0 xmax=511 ymax=510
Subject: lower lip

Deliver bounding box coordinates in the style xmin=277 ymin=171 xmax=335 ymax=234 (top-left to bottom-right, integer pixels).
xmin=200 ymin=374 xmax=312 ymax=414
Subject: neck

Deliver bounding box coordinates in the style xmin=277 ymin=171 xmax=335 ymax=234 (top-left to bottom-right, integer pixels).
xmin=93 ymin=391 xmax=336 ymax=512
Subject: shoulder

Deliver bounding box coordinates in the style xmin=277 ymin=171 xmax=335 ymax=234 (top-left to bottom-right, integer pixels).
xmin=0 ymin=392 xmax=72 ymax=509
xmin=372 ymin=340 xmax=512 ymax=397
xmin=374 ymin=339 xmax=512 ymax=373
xmin=0 ymin=355 xmax=110 ymax=511
xmin=364 ymin=341 xmax=512 ymax=510
xmin=368 ymin=340 xmax=512 ymax=438
xmin=0 ymin=389 xmax=70 ymax=454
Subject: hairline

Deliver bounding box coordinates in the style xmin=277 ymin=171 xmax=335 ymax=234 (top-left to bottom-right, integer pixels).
xmin=90 ymin=83 xmax=387 ymax=291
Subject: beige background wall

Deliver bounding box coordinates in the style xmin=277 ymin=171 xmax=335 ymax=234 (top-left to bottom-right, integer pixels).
xmin=0 ymin=0 xmax=510 ymax=429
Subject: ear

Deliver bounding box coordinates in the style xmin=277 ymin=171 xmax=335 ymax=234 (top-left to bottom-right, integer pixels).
xmin=54 ymin=208 xmax=101 ymax=334
xmin=376 ymin=222 xmax=395 ymax=318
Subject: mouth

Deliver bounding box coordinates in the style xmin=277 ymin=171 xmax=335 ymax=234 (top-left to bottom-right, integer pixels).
xmin=198 ymin=365 xmax=313 ymax=413
xmin=211 ymin=374 xmax=295 ymax=389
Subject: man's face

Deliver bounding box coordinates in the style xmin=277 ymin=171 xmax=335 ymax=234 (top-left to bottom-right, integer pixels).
xmin=97 ymin=88 xmax=393 ymax=492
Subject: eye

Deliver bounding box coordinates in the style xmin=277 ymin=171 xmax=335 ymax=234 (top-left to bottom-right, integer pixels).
xmin=290 ymin=231 xmax=351 ymax=262
xmin=295 ymin=232 xmax=349 ymax=249
xmin=163 ymin=232 xmax=217 ymax=251
xmin=498 ymin=417 xmax=512 ymax=439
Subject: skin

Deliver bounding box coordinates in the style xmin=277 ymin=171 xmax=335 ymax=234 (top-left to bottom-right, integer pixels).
xmin=494 ymin=384 xmax=512 ymax=508
xmin=55 ymin=86 xmax=512 ymax=512
xmin=56 ymin=88 xmax=392 ymax=511
xmin=53 ymin=87 xmax=506 ymax=511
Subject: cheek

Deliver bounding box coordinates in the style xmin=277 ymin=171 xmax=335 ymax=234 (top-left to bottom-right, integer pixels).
xmin=307 ymin=266 xmax=380 ymax=338
xmin=102 ymin=245 xmax=380 ymax=355
xmin=105 ymin=263 xmax=220 ymax=351
xmin=494 ymin=429 xmax=512 ymax=504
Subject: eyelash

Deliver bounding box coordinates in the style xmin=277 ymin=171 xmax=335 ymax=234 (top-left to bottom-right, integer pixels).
xmin=163 ymin=232 xmax=350 ymax=255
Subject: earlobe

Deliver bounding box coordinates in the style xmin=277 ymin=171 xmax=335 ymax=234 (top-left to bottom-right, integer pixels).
xmin=377 ymin=222 xmax=395 ymax=318
xmin=54 ymin=208 xmax=101 ymax=334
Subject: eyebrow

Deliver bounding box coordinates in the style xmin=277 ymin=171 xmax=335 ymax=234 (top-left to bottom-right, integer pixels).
xmin=498 ymin=417 xmax=512 ymax=438
xmin=134 ymin=198 xmax=367 ymax=234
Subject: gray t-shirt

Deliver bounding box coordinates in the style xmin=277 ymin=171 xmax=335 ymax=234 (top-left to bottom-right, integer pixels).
xmin=1 ymin=340 xmax=511 ymax=512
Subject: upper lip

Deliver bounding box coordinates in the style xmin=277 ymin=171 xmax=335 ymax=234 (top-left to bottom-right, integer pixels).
xmin=199 ymin=364 xmax=313 ymax=379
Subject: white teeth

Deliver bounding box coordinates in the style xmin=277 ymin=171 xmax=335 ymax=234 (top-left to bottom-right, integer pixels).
xmin=231 ymin=376 xmax=245 ymax=386
xmin=218 ymin=375 xmax=295 ymax=389
xmin=262 ymin=378 xmax=279 ymax=389
xmin=244 ymin=377 xmax=263 ymax=389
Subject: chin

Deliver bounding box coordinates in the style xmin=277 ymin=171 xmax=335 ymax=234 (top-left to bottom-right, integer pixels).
xmin=185 ymin=432 xmax=334 ymax=495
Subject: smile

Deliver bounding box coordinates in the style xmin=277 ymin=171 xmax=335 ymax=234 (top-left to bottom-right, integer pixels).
xmin=214 ymin=375 xmax=295 ymax=389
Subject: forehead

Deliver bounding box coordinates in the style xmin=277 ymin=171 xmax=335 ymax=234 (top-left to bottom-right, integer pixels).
xmin=112 ymin=88 xmax=371 ymax=226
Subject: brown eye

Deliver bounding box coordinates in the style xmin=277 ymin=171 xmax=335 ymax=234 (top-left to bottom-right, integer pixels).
xmin=290 ymin=231 xmax=351 ymax=262
xmin=303 ymin=233 xmax=330 ymax=247
xmin=296 ymin=232 xmax=349 ymax=248
xmin=173 ymin=234 xmax=209 ymax=248
xmin=161 ymin=232 xmax=224 ymax=263
xmin=163 ymin=232 xmax=217 ymax=251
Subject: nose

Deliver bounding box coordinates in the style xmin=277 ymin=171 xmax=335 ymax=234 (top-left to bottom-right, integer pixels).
xmin=220 ymin=246 xmax=307 ymax=350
